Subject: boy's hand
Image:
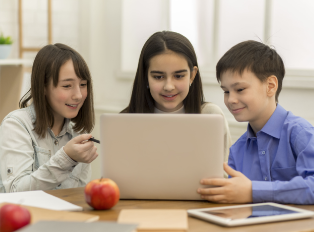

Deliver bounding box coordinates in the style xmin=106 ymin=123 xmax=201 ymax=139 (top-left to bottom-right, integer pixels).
xmin=197 ymin=163 xmax=252 ymax=203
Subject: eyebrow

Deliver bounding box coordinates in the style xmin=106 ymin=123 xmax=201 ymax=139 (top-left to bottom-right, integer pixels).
xmin=150 ymin=69 xmax=188 ymax=74
xmin=60 ymin=78 xmax=87 ymax=82
xmin=61 ymin=78 xmax=75 ymax=82
xmin=220 ymin=82 xmax=244 ymax=88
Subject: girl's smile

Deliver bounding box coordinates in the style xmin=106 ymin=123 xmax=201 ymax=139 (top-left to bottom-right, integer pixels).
xmin=65 ymin=103 xmax=79 ymax=109
xmin=161 ymin=93 xmax=179 ymax=101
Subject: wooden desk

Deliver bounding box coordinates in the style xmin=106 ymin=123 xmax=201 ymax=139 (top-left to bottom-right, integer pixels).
xmin=45 ymin=187 xmax=314 ymax=232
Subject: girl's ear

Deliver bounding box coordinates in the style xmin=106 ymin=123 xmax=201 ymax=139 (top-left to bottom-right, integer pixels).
xmin=190 ymin=66 xmax=198 ymax=85
xmin=266 ymin=75 xmax=278 ymax=97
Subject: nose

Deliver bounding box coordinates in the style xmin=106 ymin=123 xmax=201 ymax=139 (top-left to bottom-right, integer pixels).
xmin=72 ymin=85 xmax=83 ymax=101
xmin=227 ymin=92 xmax=238 ymax=105
xmin=163 ymin=78 xmax=175 ymax=92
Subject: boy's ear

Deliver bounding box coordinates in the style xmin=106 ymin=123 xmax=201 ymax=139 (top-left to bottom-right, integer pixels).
xmin=190 ymin=66 xmax=198 ymax=84
xmin=266 ymin=75 xmax=278 ymax=97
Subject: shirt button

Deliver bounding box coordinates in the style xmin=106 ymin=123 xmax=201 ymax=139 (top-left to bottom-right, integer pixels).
xmin=262 ymin=151 xmax=265 ymax=155
xmin=54 ymin=140 xmax=58 ymax=145
xmin=264 ymin=177 xmax=267 ymax=181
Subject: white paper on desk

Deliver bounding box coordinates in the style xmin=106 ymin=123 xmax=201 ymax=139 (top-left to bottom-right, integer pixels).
xmin=0 ymin=190 xmax=83 ymax=211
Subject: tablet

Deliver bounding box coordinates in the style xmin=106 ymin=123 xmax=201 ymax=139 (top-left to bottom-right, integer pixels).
xmin=187 ymin=203 xmax=314 ymax=227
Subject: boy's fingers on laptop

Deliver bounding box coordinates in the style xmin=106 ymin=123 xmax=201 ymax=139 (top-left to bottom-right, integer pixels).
xmin=200 ymin=178 xmax=227 ymax=186
xmin=197 ymin=186 xmax=224 ymax=195
xmin=223 ymin=162 xmax=242 ymax=177
xmin=201 ymin=194 xmax=225 ymax=202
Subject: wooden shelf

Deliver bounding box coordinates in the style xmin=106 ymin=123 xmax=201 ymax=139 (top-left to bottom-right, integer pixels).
xmin=0 ymin=62 xmax=33 ymax=121
xmin=0 ymin=59 xmax=33 ymax=66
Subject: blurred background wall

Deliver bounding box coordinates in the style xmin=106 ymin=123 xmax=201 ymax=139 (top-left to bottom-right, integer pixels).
xmin=1 ymin=0 xmax=314 ymax=180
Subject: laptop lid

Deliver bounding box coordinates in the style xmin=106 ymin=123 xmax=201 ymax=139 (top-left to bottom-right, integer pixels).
xmin=100 ymin=114 xmax=224 ymax=200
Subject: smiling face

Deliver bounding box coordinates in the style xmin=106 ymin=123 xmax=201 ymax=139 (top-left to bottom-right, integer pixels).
xmin=220 ymin=69 xmax=277 ymax=133
xmin=147 ymin=51 xmax=197 ymax=112
xmin=45 ymin=59 xmax=88 ymax=123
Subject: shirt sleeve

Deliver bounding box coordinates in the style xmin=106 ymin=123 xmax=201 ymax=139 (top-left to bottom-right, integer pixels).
xmin=252 ymin=127 xmax=314 ymax=204
xmin=0 ymin=118 xmax=77 ymax=192
xmin=77 ymin=163 xmax=92 ymax=186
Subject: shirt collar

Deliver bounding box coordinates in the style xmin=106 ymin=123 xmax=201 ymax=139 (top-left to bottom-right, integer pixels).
xmin=260 ymin=104 xmax=287 ymax=139
xmin=27 ymin=103 xmax=73 ymax=137
xmin=246 ymin=104 xmax=287 ymax=140
xmin=27 ymin=103 xmax=36 ymax=124
xmin=246 ymin=124 xmax=256 ymax=139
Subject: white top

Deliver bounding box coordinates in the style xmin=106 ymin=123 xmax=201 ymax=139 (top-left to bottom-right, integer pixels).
xmin=154 ymin=103 xmax=232 ymax=163
xmin=154 ymin=105 xmax=185 ymax=114
xmin=0 ymin=104 xmax=91 ymax=193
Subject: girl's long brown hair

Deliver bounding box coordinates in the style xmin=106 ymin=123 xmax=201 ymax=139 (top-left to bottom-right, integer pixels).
xmin=121 ymin=31 xmax=205 ymax=113
xmin=20 ymin=43 xmax=94 ymax=138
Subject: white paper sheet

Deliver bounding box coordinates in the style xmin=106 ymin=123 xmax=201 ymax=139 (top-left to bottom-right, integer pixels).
xmin=0 ymin=190 xmax=83 ymax=211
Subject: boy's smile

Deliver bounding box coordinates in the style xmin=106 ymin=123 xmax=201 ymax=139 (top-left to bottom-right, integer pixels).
xmin=220 ymin=69 xmax=277 ymax=133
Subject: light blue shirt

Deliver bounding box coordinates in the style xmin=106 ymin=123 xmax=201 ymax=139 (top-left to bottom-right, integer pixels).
xmin=229 ymin=104 xmax=314 ymax=204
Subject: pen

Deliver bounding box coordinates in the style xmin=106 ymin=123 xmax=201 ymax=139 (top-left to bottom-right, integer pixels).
xmin=88 ymin=137 xmax=100 ymax=144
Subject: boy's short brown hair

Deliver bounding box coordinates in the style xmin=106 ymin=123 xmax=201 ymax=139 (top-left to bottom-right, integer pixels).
xmin=216 ymin=40 xmax=285 ymax=102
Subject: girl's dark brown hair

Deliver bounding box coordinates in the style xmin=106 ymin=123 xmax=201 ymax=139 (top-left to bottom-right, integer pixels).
xmin=19 ymin=43 xmax=94 ymax=138
xmin=121 ymin=31 xmax=205 ymax=113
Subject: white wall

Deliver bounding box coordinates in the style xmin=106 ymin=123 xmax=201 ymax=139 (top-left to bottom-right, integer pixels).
xmin=0 ymin=0 xmax=82 ymax=59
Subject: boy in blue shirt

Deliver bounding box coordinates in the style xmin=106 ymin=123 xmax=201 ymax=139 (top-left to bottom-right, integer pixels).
xmin=197 ymin=40 xmax=314 ymax=204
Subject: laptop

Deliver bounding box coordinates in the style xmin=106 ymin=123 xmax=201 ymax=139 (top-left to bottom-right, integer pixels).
xmin=100 ymin=113 xmax=224 ymax=200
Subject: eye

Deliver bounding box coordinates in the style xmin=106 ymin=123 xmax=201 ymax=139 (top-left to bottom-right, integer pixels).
xmin=153 ymin=75 xmax=163 ymax=80
xmin=237 ymin=88 xmax=244 ymax=92
xmin=63 ymin=85 xmax=71 ymax=88
xmin=174 ymin=74 xmax=184 ymax=79
xmin=224 ymin=91 xmax=229 ymax=94
xmin=80 ymin=83 xmax=87 ymax=87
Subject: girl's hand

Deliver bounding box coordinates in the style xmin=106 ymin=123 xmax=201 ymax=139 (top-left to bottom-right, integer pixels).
xmin=63 ymin=134 xmax=98 ymax=163
xmin=197 ymin=163 xmax=252 ymax=203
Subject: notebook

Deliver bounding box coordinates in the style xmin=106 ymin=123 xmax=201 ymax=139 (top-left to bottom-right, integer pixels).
xmin=0 ymin=190 xmax=82 ymax=211
xmin=118 ymin=209 xmax=188 ymax=232
xmin=100 ymin=113 xmax=224 ymax=200
xmin=0 ymin=203 xmax=98 ymax=223
xmin=16 ymin=221 xmax=138 ymax=232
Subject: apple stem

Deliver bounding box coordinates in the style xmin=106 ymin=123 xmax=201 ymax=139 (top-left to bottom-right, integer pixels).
xmin=100 ymin=176 xmax=103 ymax=182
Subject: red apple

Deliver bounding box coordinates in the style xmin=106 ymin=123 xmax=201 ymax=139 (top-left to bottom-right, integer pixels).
xmin=0 ymin=204 xmax=31 ymax=232
xmin=84 ymin=178 xmax=120 ymax=210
